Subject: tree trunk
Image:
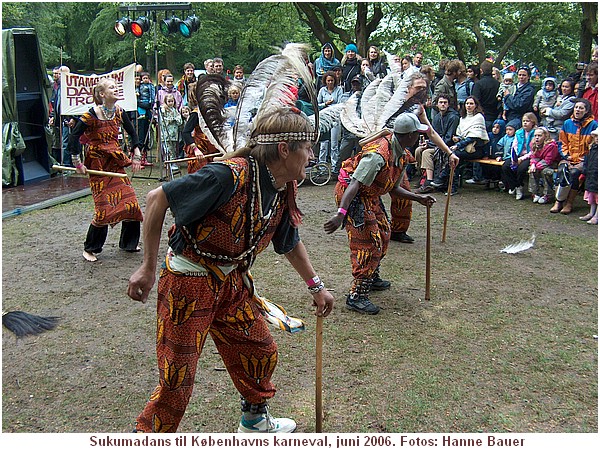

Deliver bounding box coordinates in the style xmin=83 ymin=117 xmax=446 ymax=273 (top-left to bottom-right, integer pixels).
xmin=165 ymin=49 xmax=176 ymax=74
xmin=293 ymin=2 xmax=382 ymax=61
xmin=495 ymin=16 xmax=536 ymax=66
xmin=580 ymin=2 xmax=598 ymax=63
xmin=355 ymin=3 xmax=369 ymax=56
xmin=88 ymin=44 xmax=95 ymax=71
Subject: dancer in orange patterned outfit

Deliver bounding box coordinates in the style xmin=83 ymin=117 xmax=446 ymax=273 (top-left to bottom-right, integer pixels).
xmin=324 ymin=113 xmax=436 ymax=315
xmin=68 ymin=78 xmax=143 ymax=262
xmin=181 ymin=75 xmax=230 ymax=174
xmin=181 ymin=107 xmax=220 ymax=174
xmin=128 ymin=107 xmax=334 ymax=433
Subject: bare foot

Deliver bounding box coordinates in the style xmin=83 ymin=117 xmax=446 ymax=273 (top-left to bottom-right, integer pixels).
xmin=579 ymin=213 xmax=593 ymax=221
xmin=587 ymin=216 xmax=598 ymax=225
xmin=83 ymin=250 xmax=98 ymax=262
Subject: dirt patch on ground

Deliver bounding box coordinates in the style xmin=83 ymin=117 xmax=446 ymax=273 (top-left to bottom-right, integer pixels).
xmin=2 ymin=175 xmax=598 ymax=433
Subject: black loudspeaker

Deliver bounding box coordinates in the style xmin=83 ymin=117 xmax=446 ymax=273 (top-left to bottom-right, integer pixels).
xmin=13 ymin=33 xmax=50 ymax=185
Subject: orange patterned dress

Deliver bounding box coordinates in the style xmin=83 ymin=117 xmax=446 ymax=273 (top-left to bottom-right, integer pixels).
xmin=79 ymin=108 xmax=143 ymax=226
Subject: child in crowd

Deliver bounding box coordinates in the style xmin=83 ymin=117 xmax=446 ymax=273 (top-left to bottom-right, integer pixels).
xmin=496 ymin=119 xmax=519 ymax=161
xmin=497 ymin=72 xmax=516 ymax=120
xmin=528 ymin=126 xmax=560 ymax=204
xmin=160 ymin=93 xmax=182 ymax=170
xmin=502 ymin=112 xmax=537 ymax=200
xmin=137 ymin=72 xmax=156 ymax=162
xmin=579 ymin=129 xmax=598 ymax=224
xmin=480 ymin=118 xmax=506 ymax=182
xmin=224 ymin=84 xmax=241 ymax=127
xmin=177 ymin=105 xmax=191 ymax=159
xmin=224 ymin=84 xmax=241 ymax=108
xmin=496 ymin=119 xmax=519 ymax=191
xmin=533 ymin=78 xmax=558 ymax=127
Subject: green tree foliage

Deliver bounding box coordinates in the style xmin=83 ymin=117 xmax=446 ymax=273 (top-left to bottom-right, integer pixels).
xmin=1 ymin=2 xmax=594 ymax=78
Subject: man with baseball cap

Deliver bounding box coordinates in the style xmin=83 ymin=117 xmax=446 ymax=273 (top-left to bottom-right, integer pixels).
xmin=324 ymin=113 xmax=436 ymax=314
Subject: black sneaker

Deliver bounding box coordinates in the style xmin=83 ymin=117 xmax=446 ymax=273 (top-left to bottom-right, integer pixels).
xmin=430 ymin=179 xmax=444 ymax=188
xmin=346 ymin=295 xmax=380 ymax=315
xmin=415 ymin=181 xmax=435 ymax=194
xmin=371 ymin=276 xmax=391 ymax=291
xmin=390 ymin=231 xmax=414 ymax=243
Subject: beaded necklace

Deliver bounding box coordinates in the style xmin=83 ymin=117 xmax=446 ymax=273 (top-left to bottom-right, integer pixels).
xmin=101 ymin=104 xmax=116 ymax=120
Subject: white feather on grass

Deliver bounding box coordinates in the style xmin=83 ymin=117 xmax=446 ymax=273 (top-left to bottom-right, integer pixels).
xmin=500 ymin=234 xmax=536 ymax=254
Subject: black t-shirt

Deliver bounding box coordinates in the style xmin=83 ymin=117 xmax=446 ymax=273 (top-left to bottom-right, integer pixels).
xmin=163 ymin=160 xmax=300 ymax=256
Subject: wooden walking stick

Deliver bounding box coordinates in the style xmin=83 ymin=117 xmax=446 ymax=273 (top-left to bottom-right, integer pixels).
xmin=425 ymin=203 xmax=431 ymax=301
xmin=441 ymin=164 xmax=455 ymax=243
xmin=163 ymin=152 xmax=223 ymax=164
xmin=52 ymin=165 xmax=128 ymax=179
xmin=315 ymin=315 xmax=323 ymax=432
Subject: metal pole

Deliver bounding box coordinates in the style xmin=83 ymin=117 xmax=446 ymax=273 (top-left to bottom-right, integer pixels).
xmin=153 ymin=12 xmax=165 ymax=180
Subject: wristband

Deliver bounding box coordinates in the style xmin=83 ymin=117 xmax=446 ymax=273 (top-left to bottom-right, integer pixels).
xmin=338 ymin=207 xmax=348 ymax=216
xmin=305 ymin=275 xmax=321 ymax=288
xmin=308 ymin=281 xmax=325 ymax=294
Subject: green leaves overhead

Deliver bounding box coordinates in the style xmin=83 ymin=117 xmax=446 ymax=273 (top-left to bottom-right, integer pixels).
xmin=1 ymin=2 xmax=594 ymax=76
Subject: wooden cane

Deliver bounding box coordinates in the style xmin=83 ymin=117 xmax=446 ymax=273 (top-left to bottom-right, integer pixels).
xmin=441 ymin=164 xmax=455 ymax=243
xmin=163 ymin=152 xmax=223 ymax=164
xmin=315 ymin=315 xmax=323 ymax=433
xmin=425 ymin=203 xmax=431 ymax=301
xmin=52 ymin=165 xmax=128 ymax=179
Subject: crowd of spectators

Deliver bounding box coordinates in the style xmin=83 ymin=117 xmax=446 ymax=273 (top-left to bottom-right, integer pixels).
xmin=125 ymin=42 xmax=598 ymax=223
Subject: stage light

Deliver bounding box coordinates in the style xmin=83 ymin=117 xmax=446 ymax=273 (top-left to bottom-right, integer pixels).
xmin=114 ymin=17 xmax=131 ymax=37
xmin=131 ymin=16 xmax=151 ymax=37
xmin=179 ymin=15 xmax=200 ymax=37
xmin=160 ymin=15 xmax=182 ymax=36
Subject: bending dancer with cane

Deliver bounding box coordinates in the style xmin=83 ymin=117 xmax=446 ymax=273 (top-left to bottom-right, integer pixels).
xmin=67 ymin=78 xmax=144 ymax=262
xmin=324 ymin=113 xmax=436 ymax=315
xmin=128 ymin=44 xmax=334 ymax=433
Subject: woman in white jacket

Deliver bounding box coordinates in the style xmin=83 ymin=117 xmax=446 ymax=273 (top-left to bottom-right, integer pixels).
xmin=437 ymin=96 xmax=489 ymax=194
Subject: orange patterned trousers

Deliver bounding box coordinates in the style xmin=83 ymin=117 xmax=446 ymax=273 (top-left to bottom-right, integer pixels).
xmin=135 ymin=267 xmax=277 ymax=432
xmin=389 ymin=173 xmax=412 ymax=233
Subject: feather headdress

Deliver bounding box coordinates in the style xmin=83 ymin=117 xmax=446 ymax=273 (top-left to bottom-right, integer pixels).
xmin=194 ymin=74 xmax=232 ymax=154
xmin=233 ymin=43 xmax=318 ymax=149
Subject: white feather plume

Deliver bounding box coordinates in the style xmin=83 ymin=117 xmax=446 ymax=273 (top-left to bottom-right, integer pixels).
xmin=383 ymin=50 xmax=402 ymax=74
xmin=340 ymin=93 xmax=369 ymax=138
xmin=308 ymin=102 xmax=344 ymax=135
xmin=500 ymin=234 xmax=536 ymax=254
xmin=363 ymin=73 xmax=398 ymax=128
xmin=233 ymin=43 xmax=318 ymax=149
xmin=359 ymin=77 xmax=382 ymax=132
xmin=376 ymin=76 xmax=411 ymax=130
xmin=233 ymin=54 xmax=286 ymax=149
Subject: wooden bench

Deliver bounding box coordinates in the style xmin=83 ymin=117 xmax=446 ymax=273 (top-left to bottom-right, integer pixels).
xmin=471 ymin=158 xmax=503 ymax=166
xmin=458 ymin=158 xmax=503 ymax=189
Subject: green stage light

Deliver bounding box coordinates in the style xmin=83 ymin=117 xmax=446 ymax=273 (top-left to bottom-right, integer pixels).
xmin=160 ymin=16 xmax=182 ymax=36
xmin=179 ymin=15 xmax=200 ymax=38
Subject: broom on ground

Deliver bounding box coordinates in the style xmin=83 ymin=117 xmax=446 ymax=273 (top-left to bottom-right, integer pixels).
xmin=2 ymin=310 xmax=60 ymax=338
